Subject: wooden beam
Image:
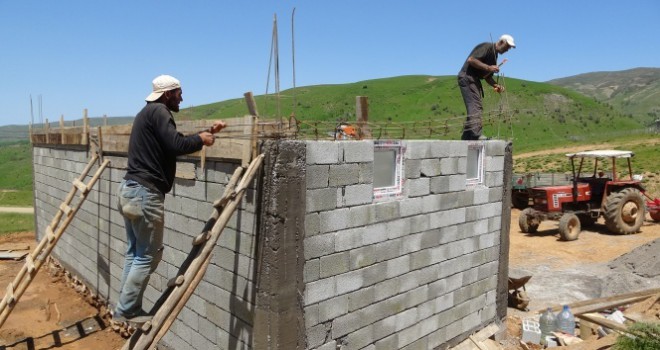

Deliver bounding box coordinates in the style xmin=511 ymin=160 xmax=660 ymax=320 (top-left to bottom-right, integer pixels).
xmin=577 ymin=313 xmax=628 ymax=334
xmin=539 ymin=287 xmax=660 ymax=315
xmin=356 ymin=96 xmax=371 ymax=139
xmin=81 ymin=109 xmax=89 ymax=145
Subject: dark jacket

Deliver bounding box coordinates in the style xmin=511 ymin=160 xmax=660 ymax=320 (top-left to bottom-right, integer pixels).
xmin=124 ymin=102 xmax=203 ymax=195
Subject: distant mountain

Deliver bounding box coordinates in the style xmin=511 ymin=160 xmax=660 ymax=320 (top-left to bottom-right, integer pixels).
xmin=0 ymin=116 xmax=134 ymax=143
xmin=547 ymin=67 xmax=660 ymax=123
xmin=2 ymin=70 xmax=656 ymax=153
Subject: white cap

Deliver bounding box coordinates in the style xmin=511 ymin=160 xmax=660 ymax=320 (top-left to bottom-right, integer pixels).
xmin=145 ymin=75 xmax=181 ymax=102
xmin=499 ymin=34 xmax=516 ymax=48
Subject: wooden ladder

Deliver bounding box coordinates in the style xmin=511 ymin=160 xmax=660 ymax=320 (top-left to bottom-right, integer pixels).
xmin=0 ymin=153 xmax=110 ymax=328
xmin=122 ymin=153 xmax=264 ymax=350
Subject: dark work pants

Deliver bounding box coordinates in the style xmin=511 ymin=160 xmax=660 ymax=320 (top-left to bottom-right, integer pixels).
xmin=458 ymin=75 xmax=483 ymax=140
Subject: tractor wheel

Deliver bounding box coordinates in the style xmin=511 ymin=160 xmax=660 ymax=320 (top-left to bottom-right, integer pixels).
xmin=604 ymin=188 xmax=646 ymax=235
xmin=578 ymin=214 xmax=597 ymax=227
xmin=512 ymin=192 xmax=529 ymax=210
xmin=559 ymin=213 xmax=581 ymax=241
xmin=519 ymin=208 xmax=540 ymax=233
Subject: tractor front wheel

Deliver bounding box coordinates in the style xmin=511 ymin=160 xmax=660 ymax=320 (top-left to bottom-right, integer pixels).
xmin=519 ymin=208 xmax=540 ymax=233
xmin=604 ymin=188 xmax=646 ymax=234
xmin=559 ymin=213 xmax=581 ymax=241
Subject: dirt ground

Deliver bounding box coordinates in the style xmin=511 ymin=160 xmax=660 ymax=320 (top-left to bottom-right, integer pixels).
xmin=0 ymin=210 xmax=658 ymax=349
xmin=0 ymin=232 xmax=124 ymax=350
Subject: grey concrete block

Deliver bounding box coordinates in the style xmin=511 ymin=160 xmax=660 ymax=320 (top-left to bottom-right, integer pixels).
xmin=348 ymin=286 xmax=375 ymax=312
xmin=374 ymin=201 xmax=400 ymax=222
xmin=305 ymin=212 xmax=321 ymax=236
xmin=318 ymin=295 xmax=349 ymax=323
xmin=407 ymin=177 xmax=430 ymax=197
xmin=320 ymin=251 xmax=350 ymax=278
xmin=335 ymin=228 xmax=363 ymax=252
xmin=306 ymin=188 xmax=338 ymax=213
xmin=304 ymin=258 xmax=320 ymax=283
xmin=307 ymin=165 xmax=330 ymax=190
xmin=343 ymin=183 xmax=373 ymax=207
xmin=335 ymin=269 xmax=364 ymax=295
xmin=485 ymin=140 xmax=507 ymax=156
xmin=307 ymin=141 xmax=339 ymax=165
xmin=405 ymin=159 xmax=421 ymax=179
xmin=349 ymin=245 xmax=376 ymax=270
xmin=346 ymin=323 xmax=374 ymax=349
xmin=343 ymin=141 xmax=374 ymax=163
xmin=306 ymin=277 xmax=336 ymax=304
xmin=348 ymin=205 xmax=371 ymax=227
xmin=331 ymin=311 xmax=361 ymax=339
xmin=329 ymin=163 xmax=360 ymax=187
xmin=403 ymin=141 xmax=432 ymax=159
xmin=486 ymin=155 xmax=504 ymax=172
xmin=440 ymin=157 xmax=459 ymax=175
xmin=358 ymin=162 xmax=374 ymax=184
xmin=400 ymin=197 xmax=424 ymax=217
xmin=420 ymin=158 xmax=442 ymax=177
xmin=319 ymin=208 xmax=350 ymax=233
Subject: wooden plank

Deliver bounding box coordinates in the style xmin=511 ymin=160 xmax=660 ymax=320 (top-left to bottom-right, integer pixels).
xmin=46 ymin=225 xmax=56 ymax=243
xmin=25 ymin=255 xmax=35 ymax=273
xmin=540 ymin=287 xmax=660 ymax=314
xmin=0 ymin=252 xmax=28 ymax=260
xmin=59 ymin=203 xmax=72 ymax=216
xmin=0 ymin=244 xmax=30 ymax=251
xmin=577 ymin=313 xmax=628 ymax=334
xmin=242 ymin=115 xmax=254 ymax=167
xmin=72 ymin=178 xmax=89 ymax=194
xmin=5 ymin=283 xmax=14 ymax=304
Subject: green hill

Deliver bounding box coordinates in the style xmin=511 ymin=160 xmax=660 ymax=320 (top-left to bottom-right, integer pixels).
xmin=177 ymin=75 xmax=646 ymax=153
xmin=548 ymin=67 xmax=660 ymax=123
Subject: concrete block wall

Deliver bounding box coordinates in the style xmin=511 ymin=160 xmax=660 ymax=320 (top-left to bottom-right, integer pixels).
xmin=303 ymin=140 xmax=507 ymax=350
xmin=32 ymin=146 xmax=260 ymax=350
xmin=32 ymin=138 xmax=511 ymax=350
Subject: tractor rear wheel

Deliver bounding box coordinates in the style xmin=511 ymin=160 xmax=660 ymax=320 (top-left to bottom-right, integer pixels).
xmin=604 ymin=188 xmax=646 ymax=234
xmin=559 ymin=213 xmax=581 ymax=241
xmin=519 ymin=208 xmax=540 ymax=233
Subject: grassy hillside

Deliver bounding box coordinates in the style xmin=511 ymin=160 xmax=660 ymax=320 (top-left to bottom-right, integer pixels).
xmin=548 ymin=67 xmax=660 ymax=123
xmin=0 ymin=140 xmax=33 ymax=206
xmin=176 ymin=75 xmax=645 ymax=153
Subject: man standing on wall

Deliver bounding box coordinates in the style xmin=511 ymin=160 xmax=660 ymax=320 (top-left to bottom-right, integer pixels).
xmin=113 ymin=74 xmax=226 ymax=323
xmin=458 ymin=34 xmax=515 ymax=140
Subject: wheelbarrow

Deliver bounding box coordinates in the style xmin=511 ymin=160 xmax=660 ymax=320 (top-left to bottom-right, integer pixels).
xmin=508 ymin=275 xmax=532 ymax=311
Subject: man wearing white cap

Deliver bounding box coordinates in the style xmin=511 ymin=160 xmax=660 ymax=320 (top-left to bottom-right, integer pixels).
xmin=458 ymin=34 xmax=515 ymax=140
xmin=113 ymin=74 xmax=225 ymax=323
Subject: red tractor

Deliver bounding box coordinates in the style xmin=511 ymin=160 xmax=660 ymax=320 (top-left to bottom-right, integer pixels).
xmin=518 ymin=150 xmax=660 ymax=241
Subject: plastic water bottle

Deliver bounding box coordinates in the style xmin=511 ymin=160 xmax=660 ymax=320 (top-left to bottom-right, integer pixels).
xmin=556 ymin=305 xmax=576 ymax=335
xmin=539 ymin=308 xmax=557 ymax=345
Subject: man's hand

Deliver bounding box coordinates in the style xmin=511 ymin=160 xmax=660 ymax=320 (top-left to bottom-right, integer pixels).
xmin=199 ymin=132 xmax=215 ymax=146
xmin=493 ymin=84 xmax=505 ymax=93
xmin=488 ymin=65 xmax=500 ymax=74
xmin=209 ymin=120 xmax=227 ymax=134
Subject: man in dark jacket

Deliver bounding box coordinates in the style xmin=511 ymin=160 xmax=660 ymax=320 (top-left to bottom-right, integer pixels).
xmin=113 ymin=75 xmax=225 ymax=323
xmin=458 ymin=34 xmax=515 ymax=140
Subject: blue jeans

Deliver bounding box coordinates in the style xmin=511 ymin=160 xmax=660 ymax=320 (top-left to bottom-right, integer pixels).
xmin=114 ymin=179 xmax=165 ymax=318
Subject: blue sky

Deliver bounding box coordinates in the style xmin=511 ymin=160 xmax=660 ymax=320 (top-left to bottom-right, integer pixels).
xmin=1 ymin=0 xmax=658 ymax=127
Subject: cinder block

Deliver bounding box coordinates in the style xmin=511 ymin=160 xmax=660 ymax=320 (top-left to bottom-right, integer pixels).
xmin=405 ymin=159 xmax=421 ymax=179
xmin=407 ymin=177 xmax=430 ymax=197
xmin=320 ymin=252 xmax=350 ymax=278
xmin=343 ymin=183 xmax=373 ymax=207
xmin=522 ymin=318 xmax=541 ymax=344
xmin=329 ymin=163 xmax=360 ymax=187
xmin=307 ymin=188 xmax=338 ymax=213
xmin=403 ymin=141 xmax=432 ymax=159
xmin=419 ymin=158 xmax=441 ymax=177
xmin=307 ymin=165 xmax=329 ymax=189
xmin=342 ymin=141 xmax=374 ymax=163
xmin=307 ymin=141 xmax=340 ymax=165
xmin=358 ymin=162 xmax=374 ymax=184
